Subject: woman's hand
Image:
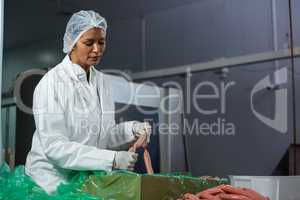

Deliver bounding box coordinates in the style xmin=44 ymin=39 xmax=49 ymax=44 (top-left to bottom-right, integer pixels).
xmin=113 ymin=151 xmax=138 ymax=171
xmin=132 ymin=122 xmax=152 ymax=143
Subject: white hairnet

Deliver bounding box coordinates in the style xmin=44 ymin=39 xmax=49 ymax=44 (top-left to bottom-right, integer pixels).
xmin=63 ymin=10 xmax=107 ymax=53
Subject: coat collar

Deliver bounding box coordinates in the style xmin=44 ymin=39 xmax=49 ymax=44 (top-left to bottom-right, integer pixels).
xmin=62 ymin=55 xmax=97 ymax=84
xmin=61 ymin=55 xmax=104 ymax=109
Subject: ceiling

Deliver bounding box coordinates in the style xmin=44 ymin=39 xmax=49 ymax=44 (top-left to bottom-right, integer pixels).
xmin=4 ymin=0 xmax=201 ymax=49
xmin=58 ymin=0 xmax=200 ymax=18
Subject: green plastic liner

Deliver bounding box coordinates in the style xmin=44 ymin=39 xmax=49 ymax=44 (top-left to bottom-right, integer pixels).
xmin=1 ymin=163 xmax=228 ymax=200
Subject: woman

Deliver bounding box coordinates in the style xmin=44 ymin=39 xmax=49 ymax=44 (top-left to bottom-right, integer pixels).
xmin=25 ymin=10 xmax=151 ymax=194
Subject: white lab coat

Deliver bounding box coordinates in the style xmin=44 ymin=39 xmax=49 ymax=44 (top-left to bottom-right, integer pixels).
xmin=25 ymin=55 xmax=136 ymax=194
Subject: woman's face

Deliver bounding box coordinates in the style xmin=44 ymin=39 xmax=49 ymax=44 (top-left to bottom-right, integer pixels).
xmin=70 ymin=27 xmax=106 ymax=70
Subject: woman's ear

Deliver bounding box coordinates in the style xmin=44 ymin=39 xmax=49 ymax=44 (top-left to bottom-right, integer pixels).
xmin=70 ymin=45 xmax=77 ymax=56
xmin=72 ymin=44 xmax=77 ymax=51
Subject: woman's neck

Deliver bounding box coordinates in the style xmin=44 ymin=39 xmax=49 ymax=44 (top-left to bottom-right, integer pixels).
xmin=69 ymin=54 xmax=90 ymax=72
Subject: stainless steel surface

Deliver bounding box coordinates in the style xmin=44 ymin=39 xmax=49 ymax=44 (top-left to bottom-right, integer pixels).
xmin=132 ymin=47 xmax=300 ymax=80
xmin=230 ymin=175 xmax=300 ymax=200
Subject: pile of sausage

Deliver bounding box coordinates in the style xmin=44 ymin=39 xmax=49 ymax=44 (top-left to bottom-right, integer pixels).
xmin=129 ymin=134 xmax=154 ymax=174
xmin=177 ymin=184 xmax=270 ymax=200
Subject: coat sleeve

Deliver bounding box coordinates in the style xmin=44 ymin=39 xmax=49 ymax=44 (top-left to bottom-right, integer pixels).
xmin=99 ymin=74 xmax=137 ymax=151
xmin=104 ymin=121 xmax=137 ymax=151
xmin=33 ymin=74 xmax=116 ymax=171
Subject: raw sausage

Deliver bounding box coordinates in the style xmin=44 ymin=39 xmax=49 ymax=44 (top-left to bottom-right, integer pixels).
xmin=177 ymin=185 xmax=269 ymax=200
xmin=129 ymin=134 xmax=154 ymax=174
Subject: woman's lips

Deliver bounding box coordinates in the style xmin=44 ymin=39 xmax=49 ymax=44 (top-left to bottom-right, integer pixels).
xmin=89 ymin=56 xmax=100 ymax=61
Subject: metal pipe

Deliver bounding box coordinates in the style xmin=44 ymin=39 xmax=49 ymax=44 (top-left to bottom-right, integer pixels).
xmin=141 ymin=0 xmax=146 ymax=71
xmin=132 ymin=47 xmax=300 ymax=80
xmin=271 ymin=0 xmax=281 ymax=90
xmin=271 ymin=0 xmax=279 ymax=69
xmin=288 ymin=0 xmax=297 ymax=175
xmin=271 ymin=0 xmax=279 ymax=53
xmin=183 ymin=69 xmax=192 ymax=172
xmin=141 ymin=18 xmax=146 ymax=71
xmin=0 ymin=0 xmax=4 ymax=166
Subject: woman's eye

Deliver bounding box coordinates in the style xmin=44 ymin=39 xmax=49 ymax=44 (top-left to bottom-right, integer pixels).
xmin=85 ymin=43 xmax=93 ymax=46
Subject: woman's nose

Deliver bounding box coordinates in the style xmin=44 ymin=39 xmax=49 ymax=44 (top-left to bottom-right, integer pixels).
xmin=92 ymin=43 xmax=101 ymax=53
